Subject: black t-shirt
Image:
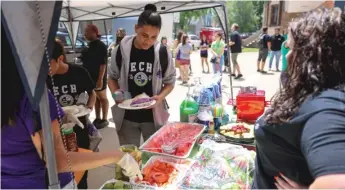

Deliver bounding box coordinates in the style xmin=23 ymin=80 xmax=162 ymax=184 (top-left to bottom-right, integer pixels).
xmin=200 ymin=41 xmax=208 ymax=52
xmin=81 ymin=39 xmax=107 ymax=83
xmin=47 ymin=64 xmax=95 ymax=107
xmin=252 ymin=89 xmax=345 ymax=189
xmin=270 ymin=34 xmax=285 ymax=51
xmin=259 ymin=33 xmax=271 ymax=50
xmin=230 ymin=31 xmax=242 ymax=53
xmin=124 ymin=42 xmax=155 ymax=123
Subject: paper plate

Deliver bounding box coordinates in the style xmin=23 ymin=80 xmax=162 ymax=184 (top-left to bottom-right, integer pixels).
xmin=62 ymin=105 xmax=92 ymax=117
xmin=118 ymin=99 xmax=156 ymax=110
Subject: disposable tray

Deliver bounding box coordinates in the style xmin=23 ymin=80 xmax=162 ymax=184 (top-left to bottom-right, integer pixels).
xmin=139 ymin=122 xmax=206 ymax=159
xmin=99 ymin=178 xmax=153 ymax=189
xmin=135 ymin=155 xmax=194 ymax=189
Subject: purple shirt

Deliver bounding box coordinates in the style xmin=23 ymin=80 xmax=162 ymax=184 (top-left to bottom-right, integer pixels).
xmin=1 ymin=91 xmax=72 ymax=189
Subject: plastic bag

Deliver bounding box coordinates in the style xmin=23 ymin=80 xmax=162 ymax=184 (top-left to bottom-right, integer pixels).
xmin=181 ymin=140 xmax=256 ymax=189
xmin=88 ymin=122 xmax=102 ymax=152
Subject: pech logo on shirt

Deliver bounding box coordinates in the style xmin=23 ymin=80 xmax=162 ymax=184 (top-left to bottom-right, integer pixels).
xmin=52 ymin=84 xmax=77 ymax=106
xmin=129 ymin=62 xmax=153 ymax=87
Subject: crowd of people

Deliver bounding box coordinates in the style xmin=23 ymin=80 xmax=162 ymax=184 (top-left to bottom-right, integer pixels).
xmin=1 ymin=3 xmax=345 ymax=189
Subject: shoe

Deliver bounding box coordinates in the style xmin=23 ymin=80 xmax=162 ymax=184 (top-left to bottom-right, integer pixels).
xmin=260 ymin=70 xmax=267 ymax=74
xmin=230 ymin=74 xmax=236 ymax=77
xmin=234 ymin=74 xmax=243 ymax=79
xmin=93 ymin=118 xmax=101 ymax=125
xmin=276 ymin=69 xmax=281 ymax=72
xmin=96 ymin=119 xmax=109 ymax=129
xmin=202 ymin=70 xmax=206 ymax=74
xmin=257 ymin=69 xmax=261 ymax=72
xmin=181 ymin=81 xmax=187 ymax=85
xmin=189 ymin=72 xmax=193 ymax=76
xmin=269 ymin=68 xmax=272 ymax=71
xmin=177 ymin=76 xmax=182 ymax=80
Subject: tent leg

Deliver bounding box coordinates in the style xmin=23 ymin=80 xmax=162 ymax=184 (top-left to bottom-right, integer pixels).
xmin=40 ymin=87 xmax=60 ymax=189
xmin=219 ymin=4 xmax=234 ymax=101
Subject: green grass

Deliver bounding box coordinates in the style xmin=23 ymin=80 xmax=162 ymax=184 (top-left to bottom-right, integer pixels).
xmin=242 ymin=48 xmax=259 ymax=52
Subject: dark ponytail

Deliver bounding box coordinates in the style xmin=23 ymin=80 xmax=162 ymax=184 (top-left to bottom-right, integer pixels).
xmin=137 ymin=4 xmax=162 ymax=29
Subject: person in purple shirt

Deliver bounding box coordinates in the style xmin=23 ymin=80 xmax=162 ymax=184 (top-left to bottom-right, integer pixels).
xmin=1 ymin=23 xmax=142 ymax=189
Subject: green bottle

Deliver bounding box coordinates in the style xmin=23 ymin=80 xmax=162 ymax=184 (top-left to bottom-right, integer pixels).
xmin=180 ymin=87 xmax=199 ymax=122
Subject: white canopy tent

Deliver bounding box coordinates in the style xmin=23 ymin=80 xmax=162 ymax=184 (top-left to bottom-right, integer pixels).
xmin=2 ymin=1 xmax=232 ymax=189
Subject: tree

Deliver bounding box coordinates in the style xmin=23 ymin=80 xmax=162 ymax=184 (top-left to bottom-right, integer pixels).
xmin=178 ymin=9 xmax=211 ymax=31
xmin=227 ymin=1 xmax=258 ymax=33
xmin=252 ymin=1 xmax=265 ymax=29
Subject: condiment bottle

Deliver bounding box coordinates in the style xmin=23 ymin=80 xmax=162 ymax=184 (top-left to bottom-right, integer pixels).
xmin=62 ymin=127 xmax=78 ymax=152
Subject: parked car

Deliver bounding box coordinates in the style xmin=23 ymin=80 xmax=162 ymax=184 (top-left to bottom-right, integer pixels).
xmin=100 ymin=35 xmax=113 ymax=46
xmin=56 ymin=31 xmax=87 ymax=64
xmin=188 ymin=34 xmax=200 ymax=50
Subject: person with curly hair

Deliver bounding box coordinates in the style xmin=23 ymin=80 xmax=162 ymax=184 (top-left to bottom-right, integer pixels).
xmin=252 ymin=8 xmax=345 ymax=189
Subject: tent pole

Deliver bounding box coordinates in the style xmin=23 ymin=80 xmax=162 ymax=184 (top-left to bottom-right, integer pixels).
xmin=67 ymin=0 xmax=76 ymax=62
xmin=221 ymin=4 xmax=234 ymax=102
xmin=103 ymin=20 xmax=109 ymax=46
xmin=40 ymin=87 xmax=60 ymax=189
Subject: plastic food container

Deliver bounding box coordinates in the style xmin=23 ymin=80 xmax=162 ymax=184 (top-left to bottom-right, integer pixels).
xmin=180 ymin=140 xmax=256 ymax=189
xmin=135 ymin=155 xmax=193 ymax=189
xmin=140 ymin=122 xmax=205 ymax=159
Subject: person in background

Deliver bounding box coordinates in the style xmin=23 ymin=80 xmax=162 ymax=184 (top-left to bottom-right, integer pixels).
xmin=223 ymin=42 xmax=229 ymax=73
xmin=176 ymin=34 xmax=193 ymax=85
xmin=257 ymin=27 xmax=271 ymax=73
xmin=280 ymin=39 xmax=289 ymax=88
xmin=108 ymin=28 xmax=126 ymax=57
xmin=161 ymin=36 xmax=168 ymax=47
xmin=81 ymin=24 xmax=109 ymax=129
xmin=108 ymin=4 xmax=176 ymax=147
xmin=269 ymin=28 xmax=285 ymax=72
xmin=1 ymin=25 xmax=142 ymax=189
xmin=210 ymin=33 xmax=225 ymax=74
xmin=174 ymin=31 xmax=184 ymax=80
xmin=252 ymin=8 xmax=345 ymax=189
xmin=47 ymin=40 xmax=97 ymax=189
xmin=229 ymin=23 xmax=243 ymax=79
xmin=200 ymin=34 xmax=210 ymax=73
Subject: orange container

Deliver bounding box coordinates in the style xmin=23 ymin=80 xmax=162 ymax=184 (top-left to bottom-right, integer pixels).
xmin=236 ymin=90 xmax=266 ymax=122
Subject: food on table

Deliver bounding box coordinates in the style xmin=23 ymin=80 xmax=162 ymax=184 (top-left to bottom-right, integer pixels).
xmin=115 ymin=145 xmax=142 ymax=182
xmin=141 ymin=123 xmax=204 ymax=157
xmin=220 ymin=123 xmax=254 ymax=139
xmin=182 ymin=144 xmax=255 ymax=190
xmin=102 ymin=180 xmax=131 ymax=189
xmin=139 ymin=160 xmax=177 ymax=187
xmin=130 ymin=93 xmax=154 ymax=107
xmin=120 ymin=145 xmax=142 ymax=163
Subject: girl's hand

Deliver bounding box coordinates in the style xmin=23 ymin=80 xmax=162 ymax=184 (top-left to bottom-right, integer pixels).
xmin=275 ymin=173 xmax=308 ymax=189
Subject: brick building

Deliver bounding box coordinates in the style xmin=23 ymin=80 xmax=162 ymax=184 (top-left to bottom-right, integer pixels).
xmin=263 ymin=0 xmax=335 ymax=35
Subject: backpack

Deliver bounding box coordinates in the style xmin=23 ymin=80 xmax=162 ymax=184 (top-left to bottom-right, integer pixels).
xmin=116 ymin=43 xmax=169 ymax=77
xmin=258 ymin=34 xmax=268 ymax=49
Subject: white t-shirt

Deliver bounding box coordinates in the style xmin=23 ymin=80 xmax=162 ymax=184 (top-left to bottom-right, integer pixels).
xmin=177 ymin=43 xmax=192 ymax=60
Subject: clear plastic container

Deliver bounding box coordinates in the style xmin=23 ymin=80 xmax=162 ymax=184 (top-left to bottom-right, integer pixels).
xmin=181 ymin=140 xmax=256 ymax=189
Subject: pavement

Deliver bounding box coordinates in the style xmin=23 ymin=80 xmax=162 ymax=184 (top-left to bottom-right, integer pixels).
xmin=87 ymin=51 xmax=281 ymax=188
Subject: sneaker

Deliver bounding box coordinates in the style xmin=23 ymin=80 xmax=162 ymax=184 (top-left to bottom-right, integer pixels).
xmin=234 ymin=74 xmax=243 ymax=79
xmin=96 ymin=119 xmax=109 ymax=129
xmin=93 ymin=118 xmax=101 ymax=125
